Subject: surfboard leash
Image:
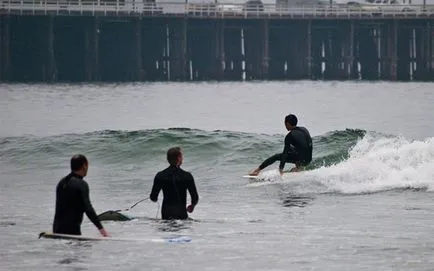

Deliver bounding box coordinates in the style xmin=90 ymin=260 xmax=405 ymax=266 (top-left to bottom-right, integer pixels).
xmin=114 ymin=197 xmax=150 ymax=212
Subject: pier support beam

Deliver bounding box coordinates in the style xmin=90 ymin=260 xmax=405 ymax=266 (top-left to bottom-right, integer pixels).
xmin=135 ymin=18 xmax=143 ymax=81
xmin=84 ymin=20 xmax=92 ymax=81
xmin=429 ymin=22 xmax=433 ymax=80
xmin=375 ymin=27 xmax=381 ymax=79
xmin=425 ymin=22 xmax=432 ymax=80
xmin=379 ymin=24 xmax=388 ymax=80
xmin=397 ymin=24 xmax=411 ymax=81
xmin=294 ymin=22 xmax=310 ymax=79
xmin=323 ymin=27 xmax=347 ymax=80
xmin=413 ymin=23 xmax=432 ymax=81
xmin=47 ymin=15 xmax=57 ymax=81
xmin=168 ymin=18 xmax=187 ymax=81
xmin=311 ymin=26 xmax=325 ymax=79
xmin=358 ymin=27 xmax=378 ymax=80
xmin=268 ymin=22 xmax=291 ymax=80
xmin=307 ymin=20 xmax=312 ymax=79
xmin=99 ymin=18 xmax=137 ymax=81
xmin=269 ymin=22 xmax=309 ymax=80
xmin=142 ymin=19 xmax=165 ymax=81
xmin=261 ymin=19 xmax=269 ymax=80
xmin=84 ymin=17 xmax=100 ymax=81
xmin=54 ymin=17 xmax=88 ymax=81
xmin=181 ymin=18 xmax=188 ymax=80
xmin=3 ymin=16 xmax=10 ymax=81
xmin=93 ymin=17 xmax=100 ymax=81
xmin=382 ymin=20 xmax=400 ymax=81
xmin=187 ymin=20 xmax=220 ymax=80
xmin=216 ymin=19 xmax=225 ymax=80
xmin=245 ymin=21 xmax=268 ymax=80
xmin=0 ymin=16 xmax=3 ymax=81
xmin=389 ymin=20 xmax=398 ymax=81
xmin=224 ymin=26 xmax=242 ymax=80
xmin=413 ymin=27 xmax=423 ymax=80
xmin=346 ymin=20 xmax=355 ymax=79
xmin=324 ymin=29 xmax=334 ymax=79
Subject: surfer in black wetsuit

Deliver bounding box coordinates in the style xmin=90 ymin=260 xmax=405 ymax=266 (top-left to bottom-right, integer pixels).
xmin=250 ymin=114 xmax=313 ymax=176
xmin=150 ymin=147 xmax=199 ymax=220
xmin=52 ymin=154 xmax=109 ymax=237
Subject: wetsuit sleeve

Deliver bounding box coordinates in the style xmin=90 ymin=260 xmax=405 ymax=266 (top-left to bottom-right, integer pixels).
xmin=150 ymin=173 xmax=162 ymax=202
xmin=187 ymin=173 xmax=199 ymax=206
xmin=279 ymin=133 xmax=294 ymax=170
xmin=81 ymin=181 xmax=103 ymax=230
xmin=52 ymin=183 xmax=61 ymax=232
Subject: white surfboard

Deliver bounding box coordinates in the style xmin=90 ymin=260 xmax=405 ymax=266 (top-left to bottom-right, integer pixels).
xmin=242 ymin=175 xmax=262 ymax=179
xmin=39 ymin=232 xmax=131 ymax=241
xmin=242 ymin=167 xmax=307 ymax=180
xmin=242 ymin=173 xmax=291 ymax=179
xmin=38 ymin=232 xmax=192 ymax=243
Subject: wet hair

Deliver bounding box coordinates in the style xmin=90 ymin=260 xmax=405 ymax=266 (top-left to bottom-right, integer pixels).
xmin=70 ymin=154 xmax=88 ymax=171
xmin=285 ymin=114 xmax=298 ymax=126
xmin=167 ymin=147 xmax=182 ymax=166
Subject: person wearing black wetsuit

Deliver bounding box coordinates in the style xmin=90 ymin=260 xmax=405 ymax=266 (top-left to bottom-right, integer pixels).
xmin=150 ymin=147 xmax=199 ymax=220
xmin=250 ymin=114 xmax=313 ymax=176
xmin=52 ymin=154 xmax=109 ymax=237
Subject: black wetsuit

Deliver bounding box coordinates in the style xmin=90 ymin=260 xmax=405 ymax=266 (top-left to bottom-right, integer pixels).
xmin=53 ymin=172 xmax=103 ymax=235
xmin=259 ymin=126 xmax=313 ymax=171
xmin=150 ymin=165 xmax=199 ymax=220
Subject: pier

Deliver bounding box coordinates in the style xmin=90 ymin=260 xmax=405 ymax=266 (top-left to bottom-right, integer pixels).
xmin=1 ymin=0 xmax=434 ymax=82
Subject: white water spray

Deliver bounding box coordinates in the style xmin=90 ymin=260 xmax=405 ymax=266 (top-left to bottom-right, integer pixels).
xmin=249 ymin=133 xmax=434 ymax=194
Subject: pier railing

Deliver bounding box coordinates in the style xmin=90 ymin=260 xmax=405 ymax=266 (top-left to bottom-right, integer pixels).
xmin=1 ymin=0 xmax=434 ymax=18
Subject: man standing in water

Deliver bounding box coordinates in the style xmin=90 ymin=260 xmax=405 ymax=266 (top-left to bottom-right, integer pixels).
xmin=53 ymin=154 xmax=109 ymax=237
xmin=250 ymin=114 xmax=313 ymax=176
xmin=150 ymin=147 xmax=199 ymax=220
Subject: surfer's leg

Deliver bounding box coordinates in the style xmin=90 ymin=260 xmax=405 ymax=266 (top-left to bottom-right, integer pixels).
xmin=162 ymin=205 xmax=188 ymax=220
xmin=285 ymin=152 xmax=302 ymax=172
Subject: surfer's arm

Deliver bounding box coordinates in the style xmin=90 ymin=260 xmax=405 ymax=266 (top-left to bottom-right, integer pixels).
xmin=81 ymin=181 xmax=103 ymax=230
xmin=52 ymin=183 xmax=62 ymax=232
xmin=149 ymin=173 xmax=162 ymax=202
xmin=187 ymin=173 xmax=199 ymax=207
xmin=279 ymin=134 xmax=292 ymax=171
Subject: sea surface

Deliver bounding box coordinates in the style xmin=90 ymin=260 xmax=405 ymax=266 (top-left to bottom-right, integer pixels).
xmin=1 ymin=81 xmax=434 ymax=271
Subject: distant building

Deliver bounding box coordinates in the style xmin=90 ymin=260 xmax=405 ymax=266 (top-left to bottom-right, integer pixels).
xmin=276 ymin=0 xmax=328 ymax=8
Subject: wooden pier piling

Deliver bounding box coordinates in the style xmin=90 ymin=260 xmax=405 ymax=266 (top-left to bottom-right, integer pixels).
xmin=1 ymin=2 xmax=434 ymax=82
xmin=47 ymin=15 xmax=57 ymax=81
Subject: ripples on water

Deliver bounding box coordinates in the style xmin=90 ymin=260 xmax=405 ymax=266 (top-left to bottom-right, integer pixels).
xmin=1 ymin=82 xmax=434 ymax=270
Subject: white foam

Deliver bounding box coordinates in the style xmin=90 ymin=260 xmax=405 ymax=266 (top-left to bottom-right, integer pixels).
xmin=306 ymin=133 xmax=434 ymax=194
xmin=247 ymin=133 xmax=434 ymax=194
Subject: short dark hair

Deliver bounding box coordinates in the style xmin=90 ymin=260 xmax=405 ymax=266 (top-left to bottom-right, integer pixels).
xmin=285 ymin=114 xmax=298 ymax=126
xmin=70 ymin=154 xmax=88 ymax=171
xmin=167 ymin=147 xmax=182 ymax=166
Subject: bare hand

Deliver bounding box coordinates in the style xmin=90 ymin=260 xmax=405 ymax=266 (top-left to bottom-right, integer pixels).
xmin=250 ymin=168 xmax=260 ymax=176
xmin=99 ymin=228 xmax=109 ymax=237
xmin=186 ymin=204 xmax=195 ymax=213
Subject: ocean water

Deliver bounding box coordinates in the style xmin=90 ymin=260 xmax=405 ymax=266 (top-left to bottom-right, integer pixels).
xmin=1 ymin=81 xmax=434 ymax=270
